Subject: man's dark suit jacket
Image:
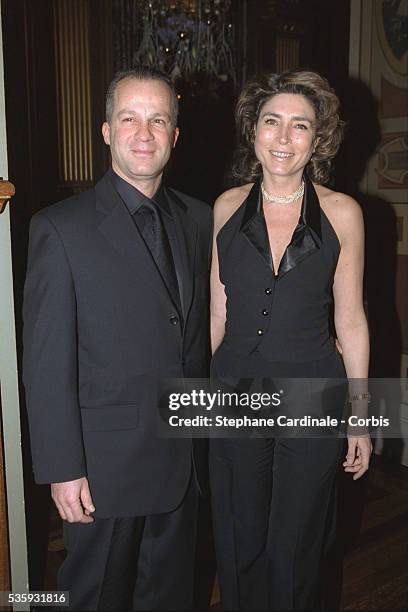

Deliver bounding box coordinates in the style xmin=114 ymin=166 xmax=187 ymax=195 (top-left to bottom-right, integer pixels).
xmin=23 ymin=171 xmax=212 ymax=518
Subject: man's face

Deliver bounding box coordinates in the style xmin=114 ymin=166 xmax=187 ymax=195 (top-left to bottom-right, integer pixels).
xmin=102 ymin=78 xmax=179 ymax=187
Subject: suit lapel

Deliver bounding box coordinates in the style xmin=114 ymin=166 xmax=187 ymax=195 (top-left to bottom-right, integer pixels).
xmin=95 ymin=174 xmax=177 ymax=309
xmin=278 ymin=174 xmax=322 ymax=277
xmin=240 ymin=180 xmax=273 ymax=269
xmin=166 ymin=187 xmax=198 ymax=322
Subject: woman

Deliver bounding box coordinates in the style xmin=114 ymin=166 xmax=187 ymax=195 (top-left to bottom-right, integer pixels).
xmin=210 ymin=70 xmax=372 ymax=611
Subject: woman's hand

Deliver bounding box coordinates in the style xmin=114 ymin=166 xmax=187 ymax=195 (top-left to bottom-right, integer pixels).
xmin=343 ymin=435 xmax=373 ymax=480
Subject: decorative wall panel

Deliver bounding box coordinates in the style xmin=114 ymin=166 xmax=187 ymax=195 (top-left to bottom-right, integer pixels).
xmin=378 ymin=133 xmax=408 ymax=188
xmin=275 ymin=36 xmax=300 ymax=72
xmin=54 ymin=0 xmax=93 ymax=186
xmin=350 ymin=0 xmax=408 ymax=464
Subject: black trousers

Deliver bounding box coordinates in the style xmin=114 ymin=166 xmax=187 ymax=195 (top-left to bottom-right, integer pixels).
xmin=210 ymin=436 xmax=343 ymax=611
xmin=58 ymin=475 xmax=198 ymax=611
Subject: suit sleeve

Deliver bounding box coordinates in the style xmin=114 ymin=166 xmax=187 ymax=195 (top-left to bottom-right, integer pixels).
xmin=23 ymin=212 xmax=87 ymax=484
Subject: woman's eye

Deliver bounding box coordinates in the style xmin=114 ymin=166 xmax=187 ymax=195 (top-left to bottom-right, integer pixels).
xmin=265 ymin=118 xmax=277 ymax=125
xmin=295 ymin=123 xmax=308 ymax=130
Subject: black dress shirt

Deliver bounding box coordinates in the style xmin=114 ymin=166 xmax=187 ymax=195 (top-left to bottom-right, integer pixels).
xmin=108 ymin=168 xmax=184 ymax=315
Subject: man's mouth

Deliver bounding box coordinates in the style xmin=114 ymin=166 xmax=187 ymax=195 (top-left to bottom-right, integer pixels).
xmin=132 ymin=149 xmax=155 ymax=156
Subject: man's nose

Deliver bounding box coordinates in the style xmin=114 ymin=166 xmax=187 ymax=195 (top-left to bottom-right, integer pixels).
xmin=135 ymin=121 xmax=154 ymax=140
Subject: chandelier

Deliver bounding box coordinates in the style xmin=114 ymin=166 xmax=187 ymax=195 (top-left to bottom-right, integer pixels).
xmin=131 ymin=0 xmax=237 ymax=83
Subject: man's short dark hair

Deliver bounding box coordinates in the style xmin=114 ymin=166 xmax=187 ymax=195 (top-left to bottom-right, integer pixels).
xmin=105 ymin=66 xmax=179 ymax=126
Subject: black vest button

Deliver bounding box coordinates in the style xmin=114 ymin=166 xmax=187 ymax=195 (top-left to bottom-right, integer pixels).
xmin=257 ymin=329 xmax=264 ymax=336
xmin=262 ymin=309 xmax=269 ymax=316
xmin=265 ymin=288 xmax=272 ymax=295
xmin=169 ymin=315 xmax=179 ymax=325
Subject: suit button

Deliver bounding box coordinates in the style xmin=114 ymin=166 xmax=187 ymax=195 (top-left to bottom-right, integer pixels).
xmin=169 ymin=315 xmax=179 ymax=325
xmin=262 ymin=309 xmax=269 ymax=316
xmin=257 ymin=329 xmax=264 ymax=336
xmin=265 ymin=288 xmax=272 ymax=295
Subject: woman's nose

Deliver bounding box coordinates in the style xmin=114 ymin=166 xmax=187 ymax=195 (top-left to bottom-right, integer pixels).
xmin=278 ymin=126 xmax=291 ymax=144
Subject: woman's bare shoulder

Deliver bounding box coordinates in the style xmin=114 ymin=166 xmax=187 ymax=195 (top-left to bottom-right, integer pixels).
xmin=315 ymin=184 xmax=363 ymax=239
xmin=213 ymin=184 xmax=253 ymax=231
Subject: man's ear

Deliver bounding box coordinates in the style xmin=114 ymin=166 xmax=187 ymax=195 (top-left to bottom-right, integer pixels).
xmin=102 ymin=122 xmax=111 ymax=146
xmin=173 ymin=127 xmax=179 ymax=148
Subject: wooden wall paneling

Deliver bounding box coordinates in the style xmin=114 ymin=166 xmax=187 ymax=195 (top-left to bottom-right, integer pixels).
xmin=53 ymin=0 xmax=93 ymax=191
xmin=54 ymin=0 xmax=114 ymax=188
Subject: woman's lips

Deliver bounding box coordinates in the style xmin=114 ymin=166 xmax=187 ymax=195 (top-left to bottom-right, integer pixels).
xmin=269 ymin=150 xmax=294 ymax=159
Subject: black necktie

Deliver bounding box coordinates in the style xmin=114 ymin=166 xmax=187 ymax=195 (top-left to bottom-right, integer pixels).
xmin=136 ymin=199 xmax=182 ymax=316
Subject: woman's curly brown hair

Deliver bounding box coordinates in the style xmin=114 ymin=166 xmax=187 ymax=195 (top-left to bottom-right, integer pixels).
xmin=231 ymin=70 xmax=345 ymax=185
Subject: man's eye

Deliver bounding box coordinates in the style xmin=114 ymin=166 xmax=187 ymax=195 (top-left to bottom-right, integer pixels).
xmin=295 ymin=123 xmax=308 ymax=130
xmin=123 ymin=117 xmax=135 ymax=123
xmin=154 ymin=118 xmax=166 ymax=125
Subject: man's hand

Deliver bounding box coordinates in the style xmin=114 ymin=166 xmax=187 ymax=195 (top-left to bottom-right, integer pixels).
xmin=51 ymin=477 xmax=95 ymax=523
xmin=343 ymin=436 xmax=372 ymax=480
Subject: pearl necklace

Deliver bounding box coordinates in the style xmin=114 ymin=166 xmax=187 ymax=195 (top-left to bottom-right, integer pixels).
xmin=261 ymin=180 xmax=304 ymax=204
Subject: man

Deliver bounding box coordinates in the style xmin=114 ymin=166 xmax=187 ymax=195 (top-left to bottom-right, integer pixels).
xmin=23 ymin=66 xmax=212 ymax=610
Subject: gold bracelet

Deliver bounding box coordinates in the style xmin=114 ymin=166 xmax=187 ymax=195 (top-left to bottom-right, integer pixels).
xmin=349 ymin=392 xmax=371 ymax=402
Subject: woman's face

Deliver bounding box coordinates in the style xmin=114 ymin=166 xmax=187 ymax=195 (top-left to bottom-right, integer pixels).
xmin=254 ymin=93 xmax=317 ymax=181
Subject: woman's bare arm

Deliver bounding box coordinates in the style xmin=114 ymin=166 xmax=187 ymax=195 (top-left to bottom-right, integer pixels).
xmin=322 ymin=189 xmax=372 ymax=479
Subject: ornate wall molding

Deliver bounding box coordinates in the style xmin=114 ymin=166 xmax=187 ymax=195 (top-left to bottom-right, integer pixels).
xmin=54 ymin=0 xmax=93 ymax=187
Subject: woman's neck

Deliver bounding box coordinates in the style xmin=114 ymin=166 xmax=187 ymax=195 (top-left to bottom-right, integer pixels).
xmin=261 ymin=172 xmax=304 ymax=197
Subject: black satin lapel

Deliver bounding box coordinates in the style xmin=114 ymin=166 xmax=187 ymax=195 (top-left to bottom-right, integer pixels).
xmin=278 ymin=174 xmax=322 ymax=278
xmin=240 ymin=180 xmax=272 ymax=269
xmin=166 ymin=188 xmax=197 ymax=321
xmin=278 ymin=224 xmax=321 ymax=276
xmin=97 ymin=189 xmax=175 ymax=307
